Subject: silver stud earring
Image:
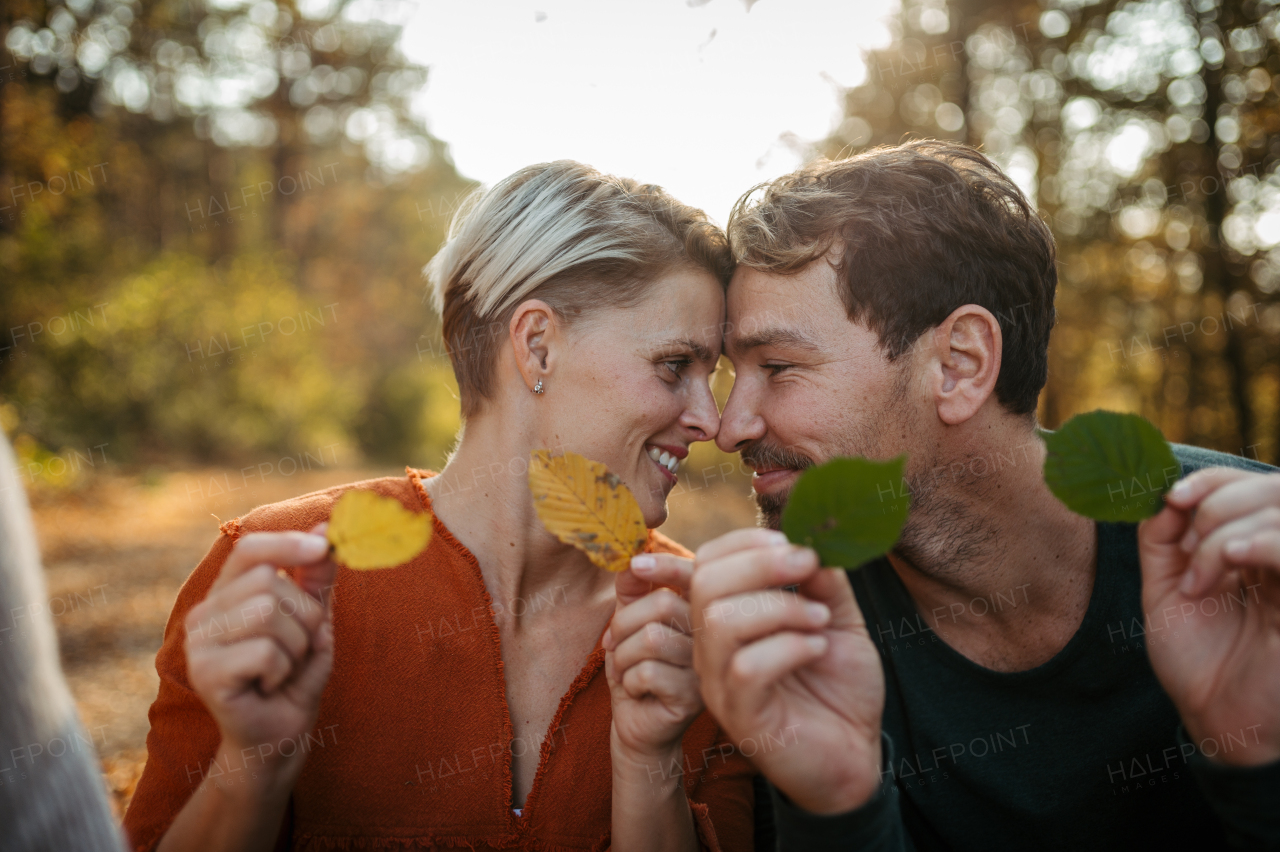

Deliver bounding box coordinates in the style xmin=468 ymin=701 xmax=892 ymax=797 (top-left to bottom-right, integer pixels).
xmin=532 ymin=378 xmax=544 ymax=394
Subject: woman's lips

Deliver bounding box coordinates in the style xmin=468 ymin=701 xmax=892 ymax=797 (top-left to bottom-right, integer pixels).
xmin=645 ymin=444 xmax=680 ymax=485
xmin=751 ymin=467 xmax=800 ymax=494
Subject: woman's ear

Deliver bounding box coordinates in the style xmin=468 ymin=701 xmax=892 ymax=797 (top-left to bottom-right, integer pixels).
xmin=509 ymin=299 xmax=556 ymax=392
xmin=929 ymin=304 xmax=1002 ymax=426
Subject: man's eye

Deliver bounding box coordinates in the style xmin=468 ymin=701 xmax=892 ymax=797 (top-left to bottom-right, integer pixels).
xmin=765 ymin=363 xmax=792 ymax=376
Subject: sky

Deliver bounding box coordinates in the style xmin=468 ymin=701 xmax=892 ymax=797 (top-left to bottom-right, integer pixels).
xmin=398 ymin=0 xmax=897 ymax=223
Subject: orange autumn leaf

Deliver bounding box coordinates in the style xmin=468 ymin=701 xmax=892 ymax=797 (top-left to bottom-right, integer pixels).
xmin=326 ymin=490 xmax=432 ymax=570
xmin=528 ymin=450 xmax=647 ymax=572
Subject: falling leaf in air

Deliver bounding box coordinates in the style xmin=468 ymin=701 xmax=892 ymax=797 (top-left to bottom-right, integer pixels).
xmin=528 ymin=450 xmax=648 ymax=572
xmin=326 ymin=490 xmax=433 ymax=570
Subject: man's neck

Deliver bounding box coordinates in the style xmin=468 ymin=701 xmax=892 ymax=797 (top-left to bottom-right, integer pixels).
xmin=888 ymin=429 xmax=1098 ymax=672
xmin=423 ymin=412 xmax=612 ymax=627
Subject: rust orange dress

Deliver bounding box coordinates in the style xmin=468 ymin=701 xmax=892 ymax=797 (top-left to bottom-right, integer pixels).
xmin=122 ymin=469 xmax=756 ymax=851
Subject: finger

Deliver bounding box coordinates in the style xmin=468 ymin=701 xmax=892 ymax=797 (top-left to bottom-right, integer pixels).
xmin=793 ymin=566 xmax=864 ymax=631
xmin=610 ymin=588 xmax=690 ymax=645
xmin=727 ymin=631 xmax=829 ymax=701
xmin=212 ymin=531 xmax=331 ymax=595
xmin=695 ymin=528 xmax=790 ymax=565
xmin=626 ymin=553 xmax=693 ymax=596
xmin=195 ymin=635 xmax=294 ymax=696
xmin=620 ymin=658 xmax=701 ymax=707
xmin=1224 ymin=529 xmax=1280 ymax=571
xmin=1166 ymin=467 xmax=1258 ymax=511
xmin=1187 ymin=507 xmax=1280 ymax=595
xmin=192 ymin=568 xmax=322 ymax=661
xmin=691 ymin=545 xmax=820 ymax=611
xmin=1180 ymin=473 xmax=1280 ymax=554
xmin=613 ymin=622 xmax=693 ymax=673
xmin=206 ymin=564 xmax=328 ymax=636
xmin=698 ymin=589 xmax=830 ymax=647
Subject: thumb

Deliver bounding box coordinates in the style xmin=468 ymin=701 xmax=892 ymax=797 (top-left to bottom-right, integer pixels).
xmin=292 ymin=614 xmax=335 ymax=702
xmin=1138 ymin=504 xmax=1191 ymax=595
xmin=614 ymin=568 xmax=654 ymax=608
xmin=294 ymin=522 xmax=338 ymax=603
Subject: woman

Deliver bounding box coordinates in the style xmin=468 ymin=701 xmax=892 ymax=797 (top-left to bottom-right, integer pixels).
xmin=123 ymin=161 xmax=756 ymax=851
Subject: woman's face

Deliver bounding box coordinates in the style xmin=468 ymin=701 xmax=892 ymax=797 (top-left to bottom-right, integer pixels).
xmin=541 ymin=267 xmax=725 ymax=528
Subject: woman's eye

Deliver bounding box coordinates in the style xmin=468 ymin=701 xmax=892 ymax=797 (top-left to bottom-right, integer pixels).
xmin=662 ymin=358 xmax=692 ymax=376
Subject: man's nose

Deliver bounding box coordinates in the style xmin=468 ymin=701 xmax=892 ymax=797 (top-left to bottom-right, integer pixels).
xmin=716 ymin=379 xmax=765 ymax=454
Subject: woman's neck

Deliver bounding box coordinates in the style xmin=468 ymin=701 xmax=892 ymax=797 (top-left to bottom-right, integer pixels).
xmin=423 ymin=414 xmax=613 ymax=619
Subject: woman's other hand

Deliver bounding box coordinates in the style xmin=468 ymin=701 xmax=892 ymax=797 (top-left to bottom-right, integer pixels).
xmin=184 ymin=526 xmax=337 ymax=782
xmin=603 ymin=553 xmax=702 ymax=761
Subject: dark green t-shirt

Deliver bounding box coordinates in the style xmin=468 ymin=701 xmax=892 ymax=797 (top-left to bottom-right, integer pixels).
xmin=771 ymin=445 xmax=1280 ymax=851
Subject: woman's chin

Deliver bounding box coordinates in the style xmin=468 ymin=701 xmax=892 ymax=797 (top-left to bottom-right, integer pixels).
xmin=641 ymin=502 xmax=668 ymax=530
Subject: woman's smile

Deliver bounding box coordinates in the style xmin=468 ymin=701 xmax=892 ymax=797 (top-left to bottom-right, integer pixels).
xmin=645 ymin=443 xmax=686 ymax=486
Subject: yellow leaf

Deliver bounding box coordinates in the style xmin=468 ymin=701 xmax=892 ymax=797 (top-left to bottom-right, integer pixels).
xmin=528 ymin=450 xmax=647 ymax=572
xmin=326 ymin=490 xmax=432 ymax=570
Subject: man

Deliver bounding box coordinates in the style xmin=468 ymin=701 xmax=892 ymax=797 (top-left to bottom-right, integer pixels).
xmin=690 ymin=141 xmax=1280 ymax=850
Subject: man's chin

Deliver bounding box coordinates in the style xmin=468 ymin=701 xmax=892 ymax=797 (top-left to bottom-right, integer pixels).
xmin=754 ymin=489 xmax=789 ymax=531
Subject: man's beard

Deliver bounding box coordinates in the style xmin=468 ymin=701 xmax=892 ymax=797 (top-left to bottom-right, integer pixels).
xmin=741 ymin=441 xmax=815 ymax=530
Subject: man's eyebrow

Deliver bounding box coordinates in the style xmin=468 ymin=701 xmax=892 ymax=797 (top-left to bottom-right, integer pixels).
xmin=655 ymin=337 xmax=718 ymax=364
xmin=730 ymin=328 xmax=821 ymax=354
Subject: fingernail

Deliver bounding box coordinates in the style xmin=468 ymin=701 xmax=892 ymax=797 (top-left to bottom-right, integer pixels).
xmin=1179 ymin=569 xmax=1197 ymax=596
xmin=300 ymin=535 xmax=329 ymax=560
xmin=1170 ymin=480 xmax=1191 ymax=501
xmin=1225 ymin=539 xmax=1249 ymax=559
xmin=1179 ymin=529 xmax=1199 ymax=554
xmin=765 ymin=530 xmax=789 ymax=545
xmin=602 ymin=628 xmax=613 ymax=650
xmin=805 ymin=602 xmax=830 ymax=624
xmin=805 ymin=634 xmax=828 ymax=654
xmin=631 ymin=554 xmax=656 ymax=573
xmin=788 ymin=549 xmax=813 ymax=569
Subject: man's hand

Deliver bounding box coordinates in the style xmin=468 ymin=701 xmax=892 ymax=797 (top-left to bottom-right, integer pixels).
xmin=1139 ymin=468 xmax=1280 ymax=767
xmin=690 ymin=528 xmax=886 ymax=815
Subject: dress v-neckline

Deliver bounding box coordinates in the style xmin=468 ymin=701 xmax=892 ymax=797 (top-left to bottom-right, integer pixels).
xmin=410 ymin=469 xmax=611 ymax=827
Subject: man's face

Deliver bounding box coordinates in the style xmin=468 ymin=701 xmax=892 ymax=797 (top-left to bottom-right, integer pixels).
xmin=717 ymin=260 xmax=919 ymax=528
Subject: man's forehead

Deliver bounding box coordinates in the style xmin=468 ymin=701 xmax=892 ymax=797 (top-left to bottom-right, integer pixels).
xmin=726 ymin=264 xmax=839 ymax=350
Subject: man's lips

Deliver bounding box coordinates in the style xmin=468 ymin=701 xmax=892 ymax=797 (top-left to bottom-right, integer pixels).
xmin=750 ymin=467 xmax=801 ymax=494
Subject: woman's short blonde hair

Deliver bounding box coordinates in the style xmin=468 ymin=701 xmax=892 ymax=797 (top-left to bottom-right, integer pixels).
xmin=425 ymin=161 xmax=733 ymax=418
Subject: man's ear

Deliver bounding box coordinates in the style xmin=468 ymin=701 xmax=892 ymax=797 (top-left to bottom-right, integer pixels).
xmin=927 ymin=304 xmax=1002 ymax=426
xmin=509 ymin=299 xmax=557 ymax=391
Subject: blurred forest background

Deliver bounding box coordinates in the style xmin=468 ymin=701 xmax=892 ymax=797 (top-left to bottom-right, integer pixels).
xmin=3 ymin=0 xmax=1280 ymax=475
xmin=3 ymin=0 xmax=1280 ymax=819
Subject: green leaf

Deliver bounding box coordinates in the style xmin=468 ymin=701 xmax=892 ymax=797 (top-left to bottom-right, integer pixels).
xmin=1043 ymin=410 xmax=1181 ymax=522
xmin=781 ymin=455 xmax=911 ymax=569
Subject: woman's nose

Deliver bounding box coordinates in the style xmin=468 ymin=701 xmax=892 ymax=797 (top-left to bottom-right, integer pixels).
xmin=680 ymin=382 xmax=721 ymax=443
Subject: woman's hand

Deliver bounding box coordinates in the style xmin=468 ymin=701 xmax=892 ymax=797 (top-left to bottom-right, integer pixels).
xmin=603 ymin=553 xmax=702 ymax=761
xmin=184 ymin=527 xmax=337 ymax=783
